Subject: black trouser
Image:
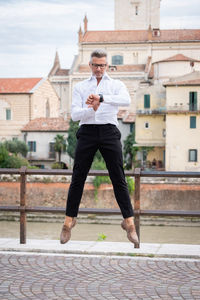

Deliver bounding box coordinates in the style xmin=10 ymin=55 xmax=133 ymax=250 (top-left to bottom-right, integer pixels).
xmin=65 ymin=124 xmax=134 ymax=219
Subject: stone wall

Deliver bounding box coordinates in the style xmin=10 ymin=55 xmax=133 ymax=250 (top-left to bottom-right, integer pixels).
xmin=0 ymin=181 xmax=200 ymax=211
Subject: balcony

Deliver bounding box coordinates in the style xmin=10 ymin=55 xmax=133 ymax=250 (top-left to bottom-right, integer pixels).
xmin=137 ymin=107 xmax=166 ymax=115
xmin=166 ymin=103 xmax=200 ymax=114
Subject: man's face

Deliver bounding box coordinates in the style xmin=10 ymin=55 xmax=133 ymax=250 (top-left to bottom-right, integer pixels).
xmin=89 ymin=56 xmax=107 ymax=79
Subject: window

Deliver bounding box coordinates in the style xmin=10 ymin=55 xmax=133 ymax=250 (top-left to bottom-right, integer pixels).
xmin=6 ymin=109 xmax=11 ymax=120
xmin=142 ymin=150 xmax=147 ymax=161
xmin=28 ymin=141 xmax=36 ymax=152
xmin=144 ymin=94 xmax=150 ymax=108
xmin=145 ymin=122 xmax=149 ymax=129
xmin=49 ymin=142 xmax=56 ymax=158
xmin=189 ymin=149 xmax=197 ymax=162
xmin=190 ymin=116 xmax=196 ymax=128
xmin=112 ymin=55 xmax=123 ymax=65
xmin=130 ymin=123 xmax=134 ymax=133
xmin=189 ymin=92 xmax=197 ymax=111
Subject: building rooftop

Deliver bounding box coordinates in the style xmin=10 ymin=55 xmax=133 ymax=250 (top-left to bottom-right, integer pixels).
xmin=163 ymin=71 xmax=200 ymax=86
xmin=0 ymin=78 xmax=43 ymax=94
xmin=21 ymin=118 xmax=69 ymax=132
xmin=117 ymin=110 xmax=135 ymax=123
xmin=81 ymin=29 xmax=200 ymax=44
xmin=154 ymin=54 xmax=200 ymax=64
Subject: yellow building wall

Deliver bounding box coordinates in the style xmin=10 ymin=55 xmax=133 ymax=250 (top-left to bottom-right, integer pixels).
xmin=166 ymin=85 xmax=200 ymax=171
xmin=166 ymin=86 xmax=200 ymax=109
xmin=136 ymin=114 xmax=165 ymax=145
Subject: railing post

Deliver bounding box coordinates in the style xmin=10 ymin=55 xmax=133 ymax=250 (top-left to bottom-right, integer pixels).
xmin=20 ymin=166 xmax=27 ymax=244
xmin=134 ymin=168 xmax=141 ymax=248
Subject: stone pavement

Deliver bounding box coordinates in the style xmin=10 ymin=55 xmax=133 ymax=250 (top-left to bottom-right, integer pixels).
xmin=0 ymin=252 xmax=200 ymax=300
xmin=0 ymin=239 xmax=200 ymax=299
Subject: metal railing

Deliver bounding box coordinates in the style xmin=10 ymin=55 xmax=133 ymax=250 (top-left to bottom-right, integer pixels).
xmin=0 ymin=167 xmax=200 ymax=248
xmin=167 ymin=104 xmax=200 ymax=113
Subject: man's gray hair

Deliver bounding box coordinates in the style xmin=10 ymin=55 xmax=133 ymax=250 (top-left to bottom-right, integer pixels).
xmin=90 ymin=49 xmax=107 ymax=62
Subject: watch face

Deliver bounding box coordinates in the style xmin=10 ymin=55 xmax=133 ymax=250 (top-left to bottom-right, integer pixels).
xmin=99 ymin=94 xmax=103 ymax=102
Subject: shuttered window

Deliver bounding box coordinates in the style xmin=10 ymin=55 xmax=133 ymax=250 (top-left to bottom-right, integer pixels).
xmin=189 ymin=92 xmax=197 ymax=111
xmin=28 ymin=141 xmax=36 ymax=152
xmin=190 ymin=116 xmax=196 ymax=128
xmin=144 ymin=94 xmax=150 ymax=108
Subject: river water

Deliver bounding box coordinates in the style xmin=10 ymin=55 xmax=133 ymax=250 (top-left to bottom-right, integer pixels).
xmin=0 ymin=221 xmax=200 ymax=244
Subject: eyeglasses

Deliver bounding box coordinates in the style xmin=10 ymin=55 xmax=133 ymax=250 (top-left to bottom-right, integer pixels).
xmin=91 ymin=63 xmax=107 ymax=69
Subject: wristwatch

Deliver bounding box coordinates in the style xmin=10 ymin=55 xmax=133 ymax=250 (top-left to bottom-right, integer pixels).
xmin=99 ymin=94 xmax=104 ymax=103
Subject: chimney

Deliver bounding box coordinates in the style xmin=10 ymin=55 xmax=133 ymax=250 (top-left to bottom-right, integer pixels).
xmin=84 ymin=15 xmax=88 ymax=33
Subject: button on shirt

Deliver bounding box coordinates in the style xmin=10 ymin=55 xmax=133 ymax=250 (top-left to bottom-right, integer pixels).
xmin=71 ymin=72 xmax=131 ymax=126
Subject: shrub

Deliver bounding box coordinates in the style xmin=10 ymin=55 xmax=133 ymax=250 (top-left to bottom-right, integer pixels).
xmin=126 ymin=177 xmax=135 ymax=195
xmin=0 ymin=144 xmax=32 ymax=168
xmin=0 ymin=154 xmax=29 ymax=168
xmin=51 ymin=162 xmax=67 ymax=169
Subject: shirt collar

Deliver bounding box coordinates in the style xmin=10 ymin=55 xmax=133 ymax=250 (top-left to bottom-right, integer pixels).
xmin=88 ymin=72 xmax=111 ymax=81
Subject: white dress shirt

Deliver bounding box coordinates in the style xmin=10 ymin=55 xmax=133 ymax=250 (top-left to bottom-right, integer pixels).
xmin=71 ymin=72 xmax=131 ymax=126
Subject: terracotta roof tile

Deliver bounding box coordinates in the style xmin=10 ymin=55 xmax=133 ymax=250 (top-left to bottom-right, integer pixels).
xmin=163 ymin=71 xmax=200 ymax=86
xmin=154 ymin=54 xmax=200 ymax=63
xmin=82 ymin=29 xmax=200 ymax=43
xmin=0 ymin=78 xmax=42 ymax=93
xmin=123 ymin=113 xmax=136 ymax=123
xmin=21 ymin=118 xmax=69 ymax=132
xmin=117 ymin=110 xmax=128 ymax=119
xmin=164 ymin=78 xmax=200 ymax=86
xmin=117 ymin=110 xmax=135 ymax=123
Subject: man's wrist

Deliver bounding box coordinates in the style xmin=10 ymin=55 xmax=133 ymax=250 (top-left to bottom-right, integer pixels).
xmin=99 ymin=94 xmax=104 ymax=103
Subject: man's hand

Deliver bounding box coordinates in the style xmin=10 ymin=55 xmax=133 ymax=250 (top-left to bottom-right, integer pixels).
xmin=86 ymin=94 xmax=100 ymax=111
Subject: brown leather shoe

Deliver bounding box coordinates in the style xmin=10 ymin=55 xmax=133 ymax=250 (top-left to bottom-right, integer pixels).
xmin=121 ymin=220 xmax=139 ymax=247
xmin=60 ymin=218 xmax=76 ymax=244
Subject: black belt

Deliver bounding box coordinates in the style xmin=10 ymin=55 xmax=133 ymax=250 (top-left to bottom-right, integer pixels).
xmin=81 ymin=123 xmax=115 ymax=128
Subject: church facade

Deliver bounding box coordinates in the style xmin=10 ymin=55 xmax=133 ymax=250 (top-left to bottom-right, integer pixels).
xmin=49 ymin=0 xmax=200 ymax=171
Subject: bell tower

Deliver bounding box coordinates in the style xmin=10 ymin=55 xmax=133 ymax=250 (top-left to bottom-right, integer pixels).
xmin=115 ymin=0 xmax=161 ymax=30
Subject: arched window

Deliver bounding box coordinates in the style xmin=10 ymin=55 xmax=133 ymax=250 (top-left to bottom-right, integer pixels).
xmin=112 ymin=55 xmax=123 ymax=65
xmin=46 ymin=99 xmax=50 ymax=118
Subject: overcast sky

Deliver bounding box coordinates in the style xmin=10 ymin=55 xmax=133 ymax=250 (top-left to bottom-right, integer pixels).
xmin=0 ymin=0 xmax=200 ymax=78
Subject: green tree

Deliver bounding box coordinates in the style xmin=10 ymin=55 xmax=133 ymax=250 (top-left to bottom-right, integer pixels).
xmin=54 ymin=134 xmax=66 ymax=163
xmin=123 ymin=132 xmax=139 ymax=169
xmin=0 ymin=144 xmax=9 ymax=166
xmin=4 ymin=139 xmax=28 ymax=157
xmin=66 ymin=119 xmax=79 ymax=159
xmin=0 ymin=143 xmax=31 ymax=168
